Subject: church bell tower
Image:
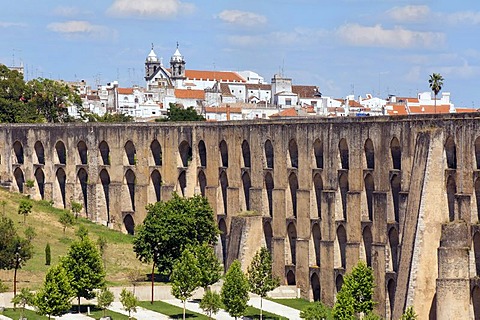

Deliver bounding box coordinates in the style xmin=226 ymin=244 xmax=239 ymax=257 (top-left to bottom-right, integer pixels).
xmin=170 ymin=42 xmax=186 ymax=80
xmin=145 ymin=44 xmax=161 ymax=81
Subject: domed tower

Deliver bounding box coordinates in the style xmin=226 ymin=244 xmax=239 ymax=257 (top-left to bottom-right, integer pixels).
xmin=145 ymin=44 xmax=161 ymax=81
xmin=170 ymin=43 xmax=186 ymax=80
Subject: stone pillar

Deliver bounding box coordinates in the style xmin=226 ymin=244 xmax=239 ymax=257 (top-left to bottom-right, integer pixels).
xmin=346 ymin=191 xmax=361 ymax=272
xmin=205 ymin=186 xmax=218 ymax=216
xmin=455 ymin=194 xmax=471 ymax=222
xmin=436 ymin=222 xmax=471 ymax=320
xmin=161 ymin=184 xmax=175 ymax=201
xmin=272 ymin=188 xmax=286 ymax=281
xmin=109 ymin=182 xmax=122 ymax=229
xmin=296 ymin=189 xmax=310 ymax=298
xmin=373 ymin=192 xmax=387 ymax=318
xmin=320 ymin=240 xmax=335 ymax=306
xmin=249 ymin=187 xmax=263 ymax=213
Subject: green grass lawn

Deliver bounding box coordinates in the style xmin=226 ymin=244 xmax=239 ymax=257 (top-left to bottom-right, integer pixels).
xmin=138 ymin=301 xmax=209 ymax=319
xmin=1 ymin=308 xmax=48 ymax=319
xmin=267 ymin=298 xmax=312 ymax=311
xmin=245 ymin=306 xmax=289 ymax=320
xmin=88 ymin=307 xmax=131 ymax=320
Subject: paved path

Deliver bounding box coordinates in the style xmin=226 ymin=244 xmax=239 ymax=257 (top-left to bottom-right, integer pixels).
xmin=164 ymin=298 xmax=236 ymax=320
xmin=109 ymin=301 xmax=170 ymax=320
xmin=0 ymin=315 xmax=12 ymax=320
xmin=248 ymin=297 xmax=301 ymax=320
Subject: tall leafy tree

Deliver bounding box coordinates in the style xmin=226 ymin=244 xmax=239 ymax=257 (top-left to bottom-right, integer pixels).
xmin=133 ymin=193 xmax=219 ymax=302
xmin=11 ymin=287 xmax=34 ymax=315
xmin=96 ymin=287 xmax=115 ymax=318
xmin=35 ymin=264 xmax=74 ymax=320
xmin=61 ymin=235 xmax=105 ymax=311
xmin=120 ymin=288 xmax=138 ymax=319
xmin=401 ymin=306 xmax=418 ymax=320
xmin=300 ymin=302 xmax=333 ymax=320
xmin=247 ymin=247 xmax=279 ymax=320
xmin=428 ymin=73 xmax=444 ymax=114
xmin=59 ymin=210 xmax=75 ymax=235
xmin=200 ymin=290 xmax=222 ymax=320
xmin=221 ymin=260 xmax=249 ymax=319
xmin=194 ymin=243 xmax=222 ymax=291
xmin=157 ymin=103 xmax=205 ymax=122
xmin=171 ymin=248 xmax=201 ymax=320
xmin=18 ymin=200 xmax=32 ymax=224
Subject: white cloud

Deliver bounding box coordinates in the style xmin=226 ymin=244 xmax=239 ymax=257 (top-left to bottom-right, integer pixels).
xmin=47 ymin=21 xmax=116 ymax=40
xmin=336 ymin=24 xmax=445 ymax=49
xmin=107 ymin=0 xmax=194 ymax=18
xmin=387 ymin=5 xmax=430 ymax=22
xmin=0 ymin=22 xmax=27 ymax=28
xmin=53 ymin=6 xmax=92 ymax=17
xmin=447 ymin=11 xmax=480 ymax=25
xmin=227 ymin=27 xmax=327 ymax=47
xmin=218 ymin=10 xmax=267 ymax=27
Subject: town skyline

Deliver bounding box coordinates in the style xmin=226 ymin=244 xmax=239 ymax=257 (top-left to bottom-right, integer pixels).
xmin=1 ymin=0 xmax=480 ymax=107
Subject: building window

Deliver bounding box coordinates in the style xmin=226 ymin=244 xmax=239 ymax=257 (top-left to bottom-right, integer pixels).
xmin=286 ymin=99 xmax=292 ymax=105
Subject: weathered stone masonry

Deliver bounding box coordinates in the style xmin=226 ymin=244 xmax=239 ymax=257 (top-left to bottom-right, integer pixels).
xmin=1 ymin=114 xmax=480 ymax=319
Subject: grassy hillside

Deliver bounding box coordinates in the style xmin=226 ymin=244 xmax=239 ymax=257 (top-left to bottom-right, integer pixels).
xmin=0 ymin=188 xmax=150 ymax=291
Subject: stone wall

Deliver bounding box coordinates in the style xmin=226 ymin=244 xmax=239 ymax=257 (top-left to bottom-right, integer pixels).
xmin=1 ymin=113 xmax=480 ymax=319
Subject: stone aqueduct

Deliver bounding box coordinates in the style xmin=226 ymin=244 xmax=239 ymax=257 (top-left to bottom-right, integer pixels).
xmin=1 ymin=114 xmax=480 ymax=319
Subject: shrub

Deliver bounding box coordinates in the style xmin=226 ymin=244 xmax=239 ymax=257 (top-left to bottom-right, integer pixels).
xmin=45 ymin=243 xmax=51 ymax=266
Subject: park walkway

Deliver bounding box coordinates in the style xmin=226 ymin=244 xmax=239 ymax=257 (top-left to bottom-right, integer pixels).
xmin=248 ymin=296 xmax=301 ymax=320
xmin=0 ymin=315 xmax=11 ymax=320
xmin=163 ymin=298 xmax=236 ymax=320
xmin=109 ymin=301 xmax=170 ymax=320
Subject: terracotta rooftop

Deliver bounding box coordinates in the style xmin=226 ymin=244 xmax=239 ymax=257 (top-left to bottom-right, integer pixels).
xmin=246 ymin=83 xmax=271 ymax=91
xmin=292 ymin=85 xmax=320 ymax=99
xmin=220 ymin=83 xmax=234 ymax=97
xmin=185 ymin=70 xmax=245 ymax=82
xmin=270 ymin=107 xmax=300 ymax=118
xmin=408 ymin=105 xmax=451 ymax=114
xmin=118 ymin=88 xmax=134 ymax=95
xmin=455 ymin=108 xmax=478 ymax=113
xmin=386 ymin=105 xmax=408 ymax=116
xmin=175 ymin=89 xmax=205 ymax=100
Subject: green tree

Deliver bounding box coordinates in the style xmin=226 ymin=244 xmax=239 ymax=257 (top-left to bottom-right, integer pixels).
xmin=120 ymin=288 xmax=138 ymax=319
xmin=221 ymin=260 xmax=249 ymax=319
xmin=200 ymin=290 xmax=222 ymax=320
xmin=428 ymin=73 xmax=444 ymax=114
xmin=0 ymin=279 xmax=8 ymax=292
xmin=401 ymin=306 xmax=418 ymax=320
xmin=35 ymin=264 xmax=74 ymax=320
xmin=300 ymin=302 xmax=333 ymax=320
xmin=133 ymin=193 xmax=219 ymax=302
xmin=45 ymin=243 xmax=51 ymax=266
xmin=96 ymin=287 xmax=115 ymax=318
xmin=247 ymin=247 xmax=279 ymax=320
xmin=171 ymin=248 xmax=201 ymax=320
xmin=157 ymin=103 xmax=205 ymax=122
xmin=333 ymin=261 xmax=375 ymax=320
xmin=0 ymin=216 xmax=17 ymax=268
xmin=18 ymin=200 xmax=33 ymax=224
xmin=71 ymin=201 xmax=83 ymax=219
xmin=194 ymin=243 xmax=222 ymax=291
xmin=97 ymin=236 xmax=108 ymax=268
xmin=24 ymin=226 xmax=36 ymax=242
xmin=75 ymin=225 xmax=89 ymax=240
xmin=11 ymin=287 xmax=34 ymax=315
xmin=59 ymin=210 xmax=75 ymax=234
xmin=61 ymin=235 xmax=105 ymax=311
xmin=12 ymin=237 xmax=33 ymax=296
xmin=83 ymin=112 xmax=134 ymax=123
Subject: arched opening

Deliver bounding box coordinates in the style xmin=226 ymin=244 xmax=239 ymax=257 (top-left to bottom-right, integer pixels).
xmin=34 ymin=168 xmax=45 ymax=199
xmin=335 ymin=274 xmax=343 ymax=293
xmin=336 ymin=225 xmax=347 ymax=269
xmin=242 ymin=172 xmax=251 ymax=211
xmin=125 ymin=169 xmax=135 ymax=211
xmin=34 ymin=141 xmax=45 ymax=164
xmin=220 ymin=171 xmax=228 ymax=215
xmin=13 ymin=141 xmax=24 ymax=164
xmin=475 ymin=178 xmax=480 ymax=222
xmin=475 ymin=136 xmax=480 ymax=170
xmin=288 ymin=139 xmax=298 ymax=168
xmin=311 ymin=273 xmax=321 ymax=302
xmin=365 ymin=173 xmax=374 ymax=221
xmin=77 ymin=168 xmax=88 ymax=215
xmin=313 ymin=139 xmax=323 ymax=169
xmin=219 ymin=140 xmax=229 ymax=167
xmin=179 ymin=140 xmax=192 ymax=168
xmin=150 ymin=170 xmax=162 ymax=202
xmin=265 ymin=140 xmax=274 ymax=169
xmin=473 ymin=286 xmax=480 ymax=320
xmin=264 ymin=222 xmax=273 ymax=254
xmin=219 ymin=219 xmax=228 ymax=269
xmin=339 ymin=172 xmax=349 ymax=220
xmin=364 ymin=138 xmax=375 ymax=169
xmin=474 ymin=232 xmax=480 ymax=276
xmin=77 ymin=141 xmax=88 ymax=165
xmin=14 ymin=167 xmax=24 ymax=193
xmin=445 ymin=136 xmax=457 ymax=169
xmin=362 ymin=226 xmax=373 ymax=267
xmin=100 ymin=169 xmax=110 ymax=223
xmin=391 ymin=174 xmax=401 ymax=223
xmin=198 ymin=140 xmax=207 ymax=167
xmin=287 ymin=270 xmax=296 ymax=285
xmin=447 ymin=175 xmax=456 ymax=222
xmin=289 ymin=173 xmax=299 ymax=218
xmin=389 ymin=227 xmax=399 ymax=272
xmin=123 ymin=214 xmax=135 ymax=235
xmin=150 ymin=140 xmax=162 ymax=166
xmin=56 ymin=168 xmax=66 ymax=208
xmin=313 ymin=173 xmax=322 ymax=218
xmin=55 ymin=141 xmax=66 ymax=165
xmin=125 ymin=140 xmax=136 ymax=166
xmin=287 ymin=222 xmax=297 ymax=265
xmin=177 ymin=170 xmax=187 ymax=197
xmin=387 ymin=279 xmax=395 ymax=319
xmin=312 ymin=223 xmax=321 ymax=267
xmin=198 ymin=170 xmax=206 ymax=197
xmin=99 ymin=141 xmax=110 ymax=165
xmin=242 ymin=140 xmax=251 ymax=168
xmin=265 ymin=172 xmax=274 ymax=217
xmin=339 ymin=138 xmax=349 ymax=170
xmin=390 ymin=137 xmax=401 ymax=170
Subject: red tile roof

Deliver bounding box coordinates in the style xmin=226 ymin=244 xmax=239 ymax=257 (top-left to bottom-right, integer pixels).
xmin=185 ymin=70 xmax=245 ymax=82
xmin=386 ymin=105 xmax=408 ymax=116
xmin=118 ymin=88 xmax=134 ymax=94
xmin=246 ymin=84 xmax=271 ymax=90
xmin=408 ymin=105 xmax=450 ymax=114
xmin=175 ymin=89 xmax=205 ymax=99
xmin=292 ymin=85 xmax=320 ymax=98
xmin=455 ymin=108 xmax=478 ymax=113
xmin=270 ymin=108 xmax=299 ymax=118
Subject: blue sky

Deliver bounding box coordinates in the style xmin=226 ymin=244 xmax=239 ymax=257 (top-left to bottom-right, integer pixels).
xmin=1 ymin=0 xmax=480 ymax=107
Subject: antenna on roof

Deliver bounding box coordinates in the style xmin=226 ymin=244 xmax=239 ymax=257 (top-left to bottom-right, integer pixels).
xmin=176 ymin=41 xmax=179 ymax=49
xmin=151 ymin=43 xmax=154 ymax=50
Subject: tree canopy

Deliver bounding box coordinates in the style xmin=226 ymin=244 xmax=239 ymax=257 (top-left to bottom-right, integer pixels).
xmin=157 ymin=103 xmax=205 ymax=122
xmin=194 ymin=243 xmax=222 ymax=290
xmin=221 ymin=260 xmax=249 ymax=319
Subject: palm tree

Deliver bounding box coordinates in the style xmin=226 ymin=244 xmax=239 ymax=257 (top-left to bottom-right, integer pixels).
xmin=429 ymin=73 xmax=444 ymax=114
